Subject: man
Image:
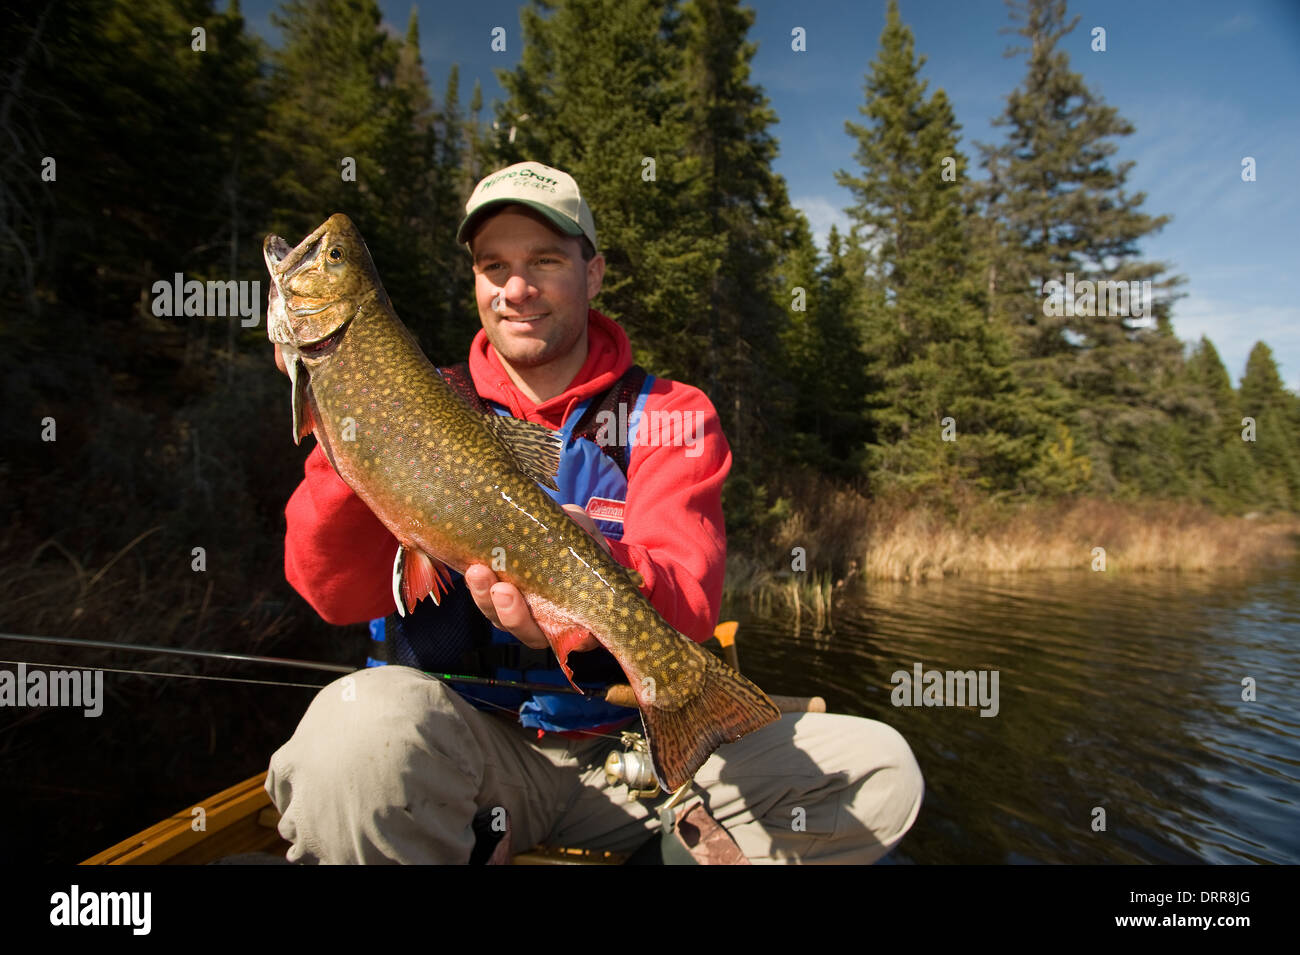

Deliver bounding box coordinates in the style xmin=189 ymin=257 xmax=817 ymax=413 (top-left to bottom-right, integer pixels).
xmin=266 ymin=161 xmax=923 ymax=863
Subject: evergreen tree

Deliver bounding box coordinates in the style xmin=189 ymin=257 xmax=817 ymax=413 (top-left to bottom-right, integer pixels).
xmin=262 ymin=0 xmax=474 ymax=356
xmin=1 ymin=0 xmax=271 ymax=406
xmin=1 ymin=0 xmax=294 ymax=562
xmin=786 ymin=225 xmax=874 ymax=476
xmin=1239 ymin=342 xmax=1300 ymax=510
xmin=466 ymin=79 xmax=486 ymax=184
xmin=262 ymin=0 xmax=396 ymax=233
xmin=497 ymin=0 xmax=716 ymax=390
xmin=204 ymin=0 xmax=275 ymax=373
xmin=389 ymin=6 xmax=438 ymax=338
xmin=837 ymin=0 xmax=1042 ymax=494
xmin=674 ymin=0 xmax=804 ymax=462
xmin=430 ymin=64 xmax=480 ymax=359
xmin=1181 ymin=336 xmax=1257 ymax=509
xmin=976 ymin=0 xmax=1185 ymax=495
xmin=498 ymin=0 xmax=820 ymax=485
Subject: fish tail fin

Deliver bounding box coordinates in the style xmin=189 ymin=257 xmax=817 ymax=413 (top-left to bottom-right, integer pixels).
xmin=642 ymin=651 xmax=781 ymax=792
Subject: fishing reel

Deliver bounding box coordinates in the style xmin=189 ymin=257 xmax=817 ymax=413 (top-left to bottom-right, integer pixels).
xmin=604 ymin=731 xmax=661 ymax=801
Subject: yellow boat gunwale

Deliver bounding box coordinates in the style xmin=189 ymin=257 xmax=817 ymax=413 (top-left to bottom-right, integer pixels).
xmin=82 ymin=773 xmax=288 ymax=865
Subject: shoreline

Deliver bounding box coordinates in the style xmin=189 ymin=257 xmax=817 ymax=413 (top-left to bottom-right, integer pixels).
xmin=725 ymin=489 xmax=1300 ymax=599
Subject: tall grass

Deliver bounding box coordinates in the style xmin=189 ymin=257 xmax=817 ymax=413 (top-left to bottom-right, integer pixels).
xmin=860 ymin=495 xmax=1299 ymax=580
xmin=725 ymin=473 xmax=1300 ymax=610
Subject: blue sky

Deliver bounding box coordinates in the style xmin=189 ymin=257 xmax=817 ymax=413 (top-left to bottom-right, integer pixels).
xmin=242 ymin=0 xmax=1300 ymax=391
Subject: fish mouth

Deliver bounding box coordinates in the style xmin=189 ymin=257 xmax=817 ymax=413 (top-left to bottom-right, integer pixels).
xmin=287 ymin=238 xmax=323 ymax=279
xmin=265 ymin=220 xmax=333 ymax=278
xmin=264 ymin=234 xmax=293 ymax=268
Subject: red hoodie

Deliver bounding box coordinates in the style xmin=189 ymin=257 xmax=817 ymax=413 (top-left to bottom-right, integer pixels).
xmin=283 ymin=308 xmax=732 ymax=644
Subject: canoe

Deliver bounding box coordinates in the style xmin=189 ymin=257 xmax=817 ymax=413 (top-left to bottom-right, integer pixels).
xmin=81 ymin=622 xmax=823 ymax=865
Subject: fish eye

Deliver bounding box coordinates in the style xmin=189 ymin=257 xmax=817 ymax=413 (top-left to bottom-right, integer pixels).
xmin=328 ymin=247 xmax=345 ymax=263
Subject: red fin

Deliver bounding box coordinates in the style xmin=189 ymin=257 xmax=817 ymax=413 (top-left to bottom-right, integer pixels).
xmin=430 ymin=557 xmax=453 ymax=602
xmin=537 ymin=625 xmax=594 ymax=692
xmin=400 ymin=548 xmax=454 ymax=613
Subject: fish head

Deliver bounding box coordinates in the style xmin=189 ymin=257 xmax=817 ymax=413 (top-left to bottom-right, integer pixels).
xmin=262 ymin=213 xmax=380 ymax=361
xmin=263 ymin=214 xmax=381 ymax=445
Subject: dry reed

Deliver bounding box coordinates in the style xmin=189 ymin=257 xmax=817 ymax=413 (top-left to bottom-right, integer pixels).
xmin=726 ymin=474 xmax=1300 ymax=605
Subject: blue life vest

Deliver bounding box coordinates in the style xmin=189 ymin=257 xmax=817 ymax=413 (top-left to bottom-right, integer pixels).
xmin=367 ymin=363 xmax=657 ymax=733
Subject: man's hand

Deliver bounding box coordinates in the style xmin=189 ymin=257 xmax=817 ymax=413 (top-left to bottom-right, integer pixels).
xmin=464 ymin=504 xmax=607 ymax=652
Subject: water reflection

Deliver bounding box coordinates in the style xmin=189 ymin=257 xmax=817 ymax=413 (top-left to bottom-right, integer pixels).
xmin=728 ymin=559 xmax=1300 ymax=863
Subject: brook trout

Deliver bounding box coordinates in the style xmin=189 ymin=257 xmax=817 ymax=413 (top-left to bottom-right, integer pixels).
xmin=264 ymin=214 xmax=779 ymax=790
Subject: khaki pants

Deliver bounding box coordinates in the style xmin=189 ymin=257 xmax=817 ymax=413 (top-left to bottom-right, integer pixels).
xmin=266 ymin=666 xmax=923 ymax=864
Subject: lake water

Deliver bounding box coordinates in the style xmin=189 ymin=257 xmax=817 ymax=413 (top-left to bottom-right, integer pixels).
xmin=727 ymin=556 xmax=1300 ymax=864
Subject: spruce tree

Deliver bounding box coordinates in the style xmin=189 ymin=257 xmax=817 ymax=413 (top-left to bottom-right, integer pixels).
xmin=383 ymin=6 xmax=441 ymax=353
xmin=497 ymin=0 xmax=717 ymax=387
xmin=837 ymin=0 xmax=1040 ymax=494
xmin=772 ymin=222 xmax=868 ymax=476
xmin=263 ymin=0 xmax=462 ymax=351
xmin=263 ymin=0 xmax=396 ymax=233
xmin=977 ymin=0 xmax=1186 ymax=495
xmin=674 ymin=0 xmax=805 ymax=462
xmin=1182 ymin=337 xmax=1257 ymax=509
xmin=1239 ymin=342 xmax=1300 ymax=510
xmin=1 ymin=0 xmax=271 ymax=397
xmin=431 ymin=64 xmax=481 ymax=358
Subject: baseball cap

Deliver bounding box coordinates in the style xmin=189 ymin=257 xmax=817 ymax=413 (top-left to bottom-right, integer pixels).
xmin=457 ymin=161 xmax=597 ymax=250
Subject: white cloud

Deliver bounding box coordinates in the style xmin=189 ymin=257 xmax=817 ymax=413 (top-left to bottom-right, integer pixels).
xmin=791 ymin=195 xmax=852 ymax=252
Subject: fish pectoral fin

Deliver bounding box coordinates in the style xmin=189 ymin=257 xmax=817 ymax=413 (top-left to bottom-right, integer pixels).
xmin=627 ymin=569 xmax=645 ymax=589
xmin=296 ymin=399 xmax=316 ymax=444
xmin=288 ymin=355 xmax=315 ymax=445
xmin=485 ymin=416 xmax=563 ymax=491
xmin=392 ymin=544 xmax=454 ymax=615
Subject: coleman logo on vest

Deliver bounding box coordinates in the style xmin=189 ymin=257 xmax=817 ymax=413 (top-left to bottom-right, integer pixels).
xmin=586 ymin=496 xmax=626 ymax=524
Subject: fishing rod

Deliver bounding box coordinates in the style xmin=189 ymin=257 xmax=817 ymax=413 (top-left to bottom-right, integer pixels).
xmin=0 ymin=631 xmax=657 ymax=792
xmin=0 ymin=631 xmax=822 ymax=714
xmin=1 ymin=632 xmax=353 ymax=674
xmin=0 ymin=630 xmax=601 ymax=696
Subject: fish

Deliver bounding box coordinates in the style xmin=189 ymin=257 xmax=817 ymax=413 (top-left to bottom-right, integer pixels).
xmin=263 ymin=213 xmax=780 ymax=790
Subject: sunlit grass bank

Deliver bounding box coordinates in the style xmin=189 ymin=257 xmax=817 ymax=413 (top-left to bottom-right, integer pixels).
xmin=727 ymin=477 xmax=1300 ymax=606
xmin=860 ymin=497 xmax=1299 ymax=579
